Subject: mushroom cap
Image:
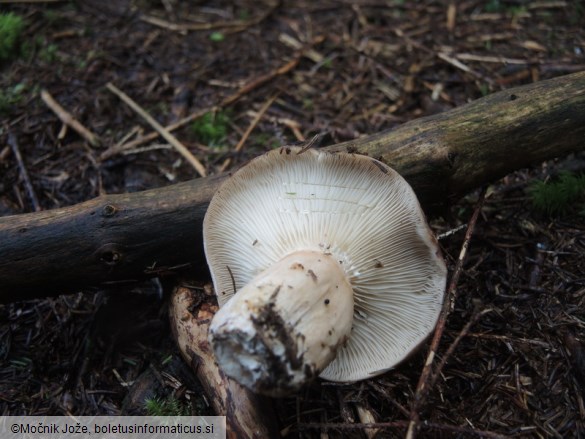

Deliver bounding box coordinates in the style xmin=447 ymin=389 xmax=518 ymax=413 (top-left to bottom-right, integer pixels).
xmin=203 ymin=147 xmax=447 ymax=382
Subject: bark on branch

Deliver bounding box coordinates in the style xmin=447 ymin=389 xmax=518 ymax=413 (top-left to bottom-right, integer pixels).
xmin=169 ymin=284 xmax=280 ymax=438
xmin=1 ymin=71 xmax=584 ymax=302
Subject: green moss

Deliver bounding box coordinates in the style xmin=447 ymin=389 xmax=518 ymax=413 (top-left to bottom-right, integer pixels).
xmin=0 ymin=12 xmax=25 ymax=61
xmin=191 ymin=110 xmax=230 ymax=146
xmin=302 ymin=98 xmax=314 ymax=110
xmin=528 ymin=171 xmax=585 ymax=216
xmin=209 ymin=31 xmax=225 ymax=43
xmin=484 ymin=0 xmax=526 ymax=15
xmin=0 ymin=83 xmax=26 ymax=114
xmin=39 ymin=43 xmax=59 ymax=63
xmin=43 ymin=10 xmax=65 ymax=26
xmin=237 ymin=9 xmax=251 ymax=20
xmin=484 ymin=0 xmax=501 ymax=12
xmin=144 ymin=396 xmax=190 ymax=416
xmin=322 ymin=58 xmax=333 ymax=69
xmin=478 ymin=83 xmax=490 ymax=97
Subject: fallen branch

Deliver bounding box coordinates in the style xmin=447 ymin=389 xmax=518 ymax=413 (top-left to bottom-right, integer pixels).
xmin=1 ymin=71 xmax=584 ymax=301
xmin=169 ymin=284 xmax=279 ymax=438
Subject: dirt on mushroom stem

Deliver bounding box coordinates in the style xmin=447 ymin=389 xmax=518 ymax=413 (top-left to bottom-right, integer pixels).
xmin=209 ymin=250 xmax=355 ymax=397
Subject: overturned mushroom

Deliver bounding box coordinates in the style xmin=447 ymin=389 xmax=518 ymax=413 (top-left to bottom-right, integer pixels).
xmin=204 ymin=147 xmax=447 ymax=397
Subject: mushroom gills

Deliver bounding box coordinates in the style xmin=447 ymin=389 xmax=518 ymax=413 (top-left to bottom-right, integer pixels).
xmin=209 ymin=250 xmax=354 ymax=397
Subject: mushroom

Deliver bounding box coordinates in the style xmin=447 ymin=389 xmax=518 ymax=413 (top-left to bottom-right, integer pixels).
xmin=204 ymin=147 xmax=447 ymax=397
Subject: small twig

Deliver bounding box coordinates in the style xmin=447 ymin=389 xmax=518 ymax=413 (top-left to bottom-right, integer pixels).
xmin=40 ymin=90 xmax=101 ymax=146
xmin=140 ymin=0 xmax=278 ymax=33
xmin=437 ymin=52 xmax=484 ymax=80
xmin=454 ymin=53 xmax=530 ymax=65
xmin=147 ymin=15 xmax=263 ymax=34
xmin=467 ymin=332 xmax=551 ymax=347
xmin=101 ymin=49 xmax=306 ymax=161
xmin=446 ymin=2 xmax=457 ymax=32
xmin=220 ymin=50 xmax=306 ymax=108
xmin=122 ymin=144 xmax=172 ymax=156
xmin=112 ymin=368 xmax=133 ymax=387
xmin=219 ymin=93 xmax=279 ymax=172
xmin=0 ymin=146 xmax=10 ymax=162
xmin=437 ymin=224 xmax=467 ymax=240
xmin=245 ymin=111 xmax=304 ymax=141
xmin=427 ymin=307 xmax=493 ymax=393
xmin=528 ymin=1 xmax=567 ymax=9
xmin=278 ymin=33 xmax=324 ymax=63
xmin=99 ymin=107 xmax=211 ymax=161
xmin=296 ymin=132 xmax=328 ymax=155
xmin=226 ymin=265 xmax=237 ymax=295
xmin=355 ymin=404 xmax=379 ymax=439
xmin=6 ymin=131 xmax=41 ymax=212
xmin=393 ymin=28 xmax=491 ymax=84
xmin=105 ymin=82 xmax=207 ymax=177
xmin=406 ymin=186 xmax=488 ymax=439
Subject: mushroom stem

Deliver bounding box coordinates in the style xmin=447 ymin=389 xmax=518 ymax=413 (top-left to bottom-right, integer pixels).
xmin=209 ymin=250 xmax=354 ymax=397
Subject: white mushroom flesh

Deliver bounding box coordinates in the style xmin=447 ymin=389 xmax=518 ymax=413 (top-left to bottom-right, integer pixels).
xmin=209 ymin=250 xmax=353 ymax=397
xmin=204 ymin=147 xmax=447 ymax=395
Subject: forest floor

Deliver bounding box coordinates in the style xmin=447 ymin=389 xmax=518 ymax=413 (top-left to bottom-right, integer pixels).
xmin=0 ymin=1 xmax=584 ymax=438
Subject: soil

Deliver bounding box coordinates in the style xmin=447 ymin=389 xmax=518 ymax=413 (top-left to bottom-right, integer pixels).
xmin=1 ymin=1 xmax=584 ymax=438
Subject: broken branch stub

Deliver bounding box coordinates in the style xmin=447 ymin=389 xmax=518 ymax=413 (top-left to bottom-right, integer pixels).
xmin=169 ymin=285 xmax=280 ymax=438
